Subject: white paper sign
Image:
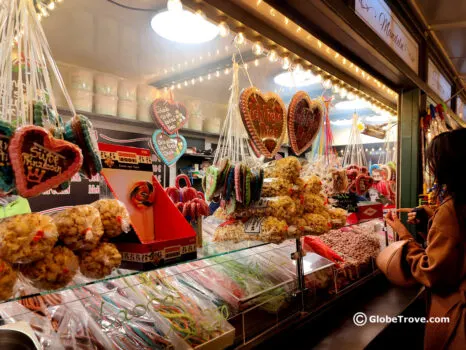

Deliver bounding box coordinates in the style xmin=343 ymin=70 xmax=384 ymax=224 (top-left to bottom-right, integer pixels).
xmin=355 ymin=0 xmax=419 ymax=73
xmin=428 ymin=59 xmax=452 ymax=104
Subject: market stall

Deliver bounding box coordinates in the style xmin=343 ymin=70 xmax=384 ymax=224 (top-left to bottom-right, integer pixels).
xmin=0 ymin=0 xmax=410 ymax=349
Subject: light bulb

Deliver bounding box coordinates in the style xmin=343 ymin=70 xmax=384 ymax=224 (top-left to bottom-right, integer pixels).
xmin=215 ymin=70 xmax=220 ymax=77
xmin=170 ymin=84 xmax=175 ymax=90
xmin=333 ymin=84 xmax=340 ymax=93
xmin=195 ymin=9 xmax=206 ymax=20
xmin=177 ymin=83 xmax=181 ymax=89
xmin=268 ymin=49 xmax=278 ymax=62
xmin=167 ymin=0 xmax=182 ymax=12
xmin=294 ymin=63 xmax=303 ymax=72
xmin=339 ymin=88 xmax=348 ymax=98
xmin=47 ymin=1 xmax=55 ymax=10
xmin=315 ymin=73 xmax=323 ymax=82
xmin=322 ymin=79 xmax=333 ymax=90
xmin=218 ymin=21 xmax=230 ymax=37
xmin=184 ymin=80 xmax=188 ymax=86
xmin=224 ymin=68 xmax=230 ymax=75
xmin=252 ymin=41 xmax=264 ymax=56
xmin=199 ymin=76 xmax=204 ymax=82
xmin=191 ymin=78 xmax=195 ymax=85
xmin=282 ymin=56 xmax=291 ymax=70
xmin=235 ymin=32 xmax=245 ymax=45
xmin=254 ymin=59 xmax=259 ymax=67
xmin=347 ymin=91 xmax=356 ymax=100
xmin=207 ymin=73 xmax=211 ymax=80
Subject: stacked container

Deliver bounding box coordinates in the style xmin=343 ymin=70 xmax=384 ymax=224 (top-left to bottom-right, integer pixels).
xmin=94 ymin=74 xmax=118 ymax=116
xmin=117 ymin=80 xmax=137 ymax=119
xmin=137 ymin=84 xmax=157 ymax=122
xmin=69 ymin=68 xmax=94 ymax=112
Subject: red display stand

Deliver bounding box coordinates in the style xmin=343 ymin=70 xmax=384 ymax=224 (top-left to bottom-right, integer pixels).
xmin=99 ymin=143 xmax=196 ymax=270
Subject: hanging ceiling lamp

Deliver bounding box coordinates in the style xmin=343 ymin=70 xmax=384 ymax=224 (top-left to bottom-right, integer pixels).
xmin=151 ymin=0 xmax=219 ymax=44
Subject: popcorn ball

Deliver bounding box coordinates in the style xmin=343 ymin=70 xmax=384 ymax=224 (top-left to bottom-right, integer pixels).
xmin=92 ymin=199 xmax=131 ymax=239
xmin=303 ymin=213 xmax=330 ymax=235
xmin=301 ymin=193 xmax=326 ymax=213
xmin=53 ymin=205 xmax=104 ymax=251
xmin=0 ymin=213 xmax=58 ymax=264
xmin=328 ymin=207 xmax=347 ymax=229
xmin=0 ymin=258 xmax=17 ymax=300
xmin=79 ymin=243 xmax=122 ymax=279
xmin=301 ymin=175 xmax=323 ymax=194
xmin=233 ymin=196 xmax=297 ymax=221
xmin=21 ymin=246 xmax=79 ymax=290
xmin=261 ymin=178 xmax=295 ymax=197
xmin=263 ymin=157 xmax=301 ymax=183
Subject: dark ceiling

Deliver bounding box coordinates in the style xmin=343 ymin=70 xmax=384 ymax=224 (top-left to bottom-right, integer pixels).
xmin=414 ymin=0 xmax=466 ymax=80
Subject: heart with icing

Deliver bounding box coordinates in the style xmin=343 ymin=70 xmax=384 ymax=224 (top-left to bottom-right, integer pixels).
xmin=151 ymin=99 xmax=188 ymax=135
xmin=151 ymin=129 xmax=186 ymax=166
xmin=239 ymin=87 xmax=286 ymax=158
xmin=355 ymin=174 xmax=374 ymax=195
xmin=9 ymin=125 xmax=83 ymax=198
xmin=287 ymin=91 xmax=323 ymax=156
xmin=0 ymin=121 xmax=15 ymax=195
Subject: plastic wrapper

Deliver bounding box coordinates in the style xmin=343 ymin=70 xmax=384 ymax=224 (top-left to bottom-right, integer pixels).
xmin=134 ymin=271 xmax=234 ymax=348
xmin=288 ymin=213 xmax=329 ymax=235
xmin=300 ymin=193 xmax=325 ymax=213
xmin=327 ymin=207 xmax=347 ymax=229
xmin=261 ymin=178 xmax=295 ymax=197
xmin=263 ymin=157 xmax=301 ymax=183
xmin=79 ymin=243 xmax=122 ymax=279
xmin=92 ymin=199 xmax=131 ymax=239
xmin=0 ymin=258 xmax=17 ymax=301
xmin=0 ymin=290 xmax=113 ymax=349
xmin=73 ymin=281 xmax=178 ymax=350
xmin=296 ymin=175 xmax=323 ymax=195
xmin=21 ymin=246 xmax=79 ymax=290
xmin=53 ymin=205 xmax=104 ymax=251
xmin=0 ymin=213 xmax=58 ymax=264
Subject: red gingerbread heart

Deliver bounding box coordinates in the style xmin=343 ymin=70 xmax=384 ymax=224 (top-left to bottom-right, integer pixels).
xmin=346 ymin=169 xmax=359 ymax=182
xmin=287 ymin=91 xmax=323 ymax=156
xmin=355 ymin=174 xmax=374 ymax=195
xmin=9 ymin=125 xmax=83 ymax=198
xmin=239 ymin=87 xmax=286 ymax=159
xmin=151 ymin=99 xmax=188 ymax=135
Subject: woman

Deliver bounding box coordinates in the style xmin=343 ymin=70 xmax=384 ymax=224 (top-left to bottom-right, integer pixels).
xmin=385 ymin=128 xmax=466 ymax=349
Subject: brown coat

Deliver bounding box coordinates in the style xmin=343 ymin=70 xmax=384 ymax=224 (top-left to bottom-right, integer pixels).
xmin=399 ymin=198 xmax=466 ymax=349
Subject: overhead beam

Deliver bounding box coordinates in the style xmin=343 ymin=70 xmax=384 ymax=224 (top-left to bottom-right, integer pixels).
xmin=430 ymin=21 xmax=466 ymax=31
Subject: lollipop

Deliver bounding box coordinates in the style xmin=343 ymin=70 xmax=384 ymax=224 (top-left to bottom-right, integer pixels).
xmin=130 ymin=181 xmax=155 ymax=208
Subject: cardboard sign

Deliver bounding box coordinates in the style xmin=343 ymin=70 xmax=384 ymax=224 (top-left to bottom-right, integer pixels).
xmin=9 ymin=125 xmax=83 ymax=198
xmin=152 ymin=129 xmax=186 ymax=166
xmin=239 ymin=87 xmax=286 ymax=159
xmin=151 ymin=98 xmax=188 ymax=134
xmin=287 ymin=91 xmax=323 ymax=155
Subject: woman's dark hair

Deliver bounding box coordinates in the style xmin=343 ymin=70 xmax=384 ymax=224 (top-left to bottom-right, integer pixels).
xmin=427 ymin=128 xmax=466 ymax=227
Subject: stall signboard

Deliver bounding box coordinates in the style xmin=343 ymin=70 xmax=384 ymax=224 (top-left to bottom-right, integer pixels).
xmin=355 ymin=0 xmax=419 ymax=73
xmin=428 ymin=59 xmax=452 ymax=105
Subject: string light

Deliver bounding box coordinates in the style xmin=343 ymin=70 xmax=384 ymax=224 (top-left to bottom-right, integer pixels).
xmin=294 ymin=62 xmax=303 ymax=72
xmin=252 ymin=41 xmax=264 ymax=55
xmin=347 ymin=91 xmax=356 ymax=100
xmin=322 ymin=78 xmax=333 ymax=90
xmin=282 ymin=56 xmax=291 ymax=70
xmin=199 ymin=76 xmax=204 ymax=82
xmin=333 ymin=84 xmax=341 ymax=93
xmin=268 ymin=49 xmax=278 ymax=62
xmin=254 ymin=59 xmax=260 ymax=66
xmin=224 ymin=67 xmax=230 ymax=75
xmin=218 ymin=21 xmax=230 ymax=37
xmin=339 ymin=87 xmax=348 ymax=98
xmin=215 ymin=70 xmax=220 ymax=78
xmin=235 ymin=32 xmax=245 ymax=45
xmin=207 ymin=73 xmax=211 ymax=80
xmin=191 ymin=78 xmax=195 ymax=85
xmin=184 ymin=80 xmax=188 ymax=86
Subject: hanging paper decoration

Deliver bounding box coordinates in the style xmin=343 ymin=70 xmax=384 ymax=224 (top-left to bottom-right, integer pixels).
xmin=287 ymin=91 xmax=323 ymax=156
xmin=239 ymin=87 xmax=286 ymax=159
xmin=151 ymin=98 xmax=188 ymax=134
xmin=151 ymin=129 xmax=186 ymax=166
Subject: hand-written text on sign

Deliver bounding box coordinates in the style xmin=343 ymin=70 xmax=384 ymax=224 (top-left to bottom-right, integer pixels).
xmin=248 ymin=95 xmax=283 ymax=140
xmin=156 ymin=134 xmax=181 ymax=162
xmin=295 ymin=101 xmax=316 ymax=149
xmin=153 ymin=99 xmax=187 ymax=134
xmin=22 ymin=143 xmax=64 ymax=184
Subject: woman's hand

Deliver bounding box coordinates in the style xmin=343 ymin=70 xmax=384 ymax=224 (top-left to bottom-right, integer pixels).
xmin=397 ymin=208 xmax=419 ymax=225
xmin=385 ymin=211 xmax=412 ymax=239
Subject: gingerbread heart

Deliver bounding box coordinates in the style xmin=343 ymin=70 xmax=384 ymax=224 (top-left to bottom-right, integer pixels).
xmin=151 ymin=99 xmax=188 ymax=135
xmin=355 ymin=174 xmax=374 ymax=195
xmin=152 ymin=130 xmax=186 ymax=166
xmin=346 ymin=169 xmax=359 ymax=182
xmin=9 ymin=125 xmax=83 ymax=198
xmin=239 ymin=87 xmax=286 ymax=159
xmin=287 ymin=91 xmax=323 ymax=156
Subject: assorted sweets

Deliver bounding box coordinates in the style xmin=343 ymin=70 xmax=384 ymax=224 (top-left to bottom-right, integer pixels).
xmin=53 ymin=205 xmax=104 ymax=251
xmin=0 ymin=213 xmax=58 ymax=264
xmin=92 ymin=199 xmax=131 ymax=238
xmin=79 ymin=242 xmax=122 ymax=279
xmin=213 ymin=156 xmax=347 ymax=243
xmin=21 ymin=246 xmax=79 ymax=290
